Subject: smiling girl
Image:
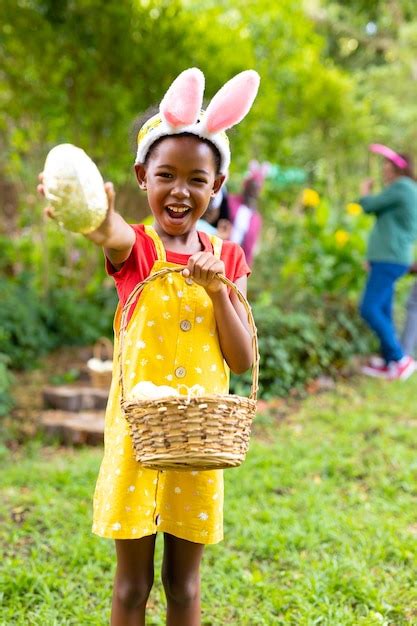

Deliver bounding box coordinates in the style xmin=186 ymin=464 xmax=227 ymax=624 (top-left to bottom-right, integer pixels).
xmin=39 ymin=67 xmax=260 ymax=625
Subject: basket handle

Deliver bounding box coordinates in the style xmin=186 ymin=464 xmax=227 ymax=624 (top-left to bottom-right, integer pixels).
xmin=93 ymin=336 xmax=114 ymax=361
xmin=118 ymin=267 xmax=259 ymax=403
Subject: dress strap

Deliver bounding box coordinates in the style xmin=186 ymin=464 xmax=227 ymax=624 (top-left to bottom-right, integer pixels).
xmin=208 ymin=234 xmax=223 ymax=260
xmin=144 ymin=225 xmax=167 ymax=262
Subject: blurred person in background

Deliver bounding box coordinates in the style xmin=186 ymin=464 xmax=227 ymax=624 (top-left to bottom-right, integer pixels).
xmin=227 ymin=160 xmax=268 ymax=267
xmin=359 ymin=145 xmax=417 ymax=380
xmin=197 ymin=186 xmax=231 ymax=237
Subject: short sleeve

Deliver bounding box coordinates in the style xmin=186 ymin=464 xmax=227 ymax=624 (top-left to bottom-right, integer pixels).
xmin=220 ymin=241 xmax=251 ymax=283
xmin=105 ymin=224 xmax=157 ymax=306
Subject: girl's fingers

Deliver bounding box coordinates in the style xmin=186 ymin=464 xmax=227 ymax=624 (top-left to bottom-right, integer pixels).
xmin=37 ymin=183 xmax=45 ymax=197
xmin=200 ymin=257 xmax=218 ymax=283
xmin=38 ymin=172 xmax=44 ymax=182
xmin=185 ymin=253 xmax=225 ymax=288
xmin=104 ymin=181 xmax=115 ymax=212
xmin=43 ymin=206 xmax=56 ymax=219
xmin=187 ymin=252 xmax=204 ymax=277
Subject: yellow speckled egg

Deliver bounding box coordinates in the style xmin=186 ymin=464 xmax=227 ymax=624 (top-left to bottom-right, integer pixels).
xmin=43 ymin=143 xmax=108 ymax=234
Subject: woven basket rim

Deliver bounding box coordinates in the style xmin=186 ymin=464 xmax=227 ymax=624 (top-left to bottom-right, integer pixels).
xmin=118 ymin=266 xmax=259 ymax=404
xmin=122 ymin=392 xmax=257 ymax=409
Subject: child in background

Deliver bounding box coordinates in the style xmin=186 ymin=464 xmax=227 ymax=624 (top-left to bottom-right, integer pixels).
xmin=39 ymin=67 xmax=259 ymax=626
xmin=228 ymin=161 xmax=268 ymax=266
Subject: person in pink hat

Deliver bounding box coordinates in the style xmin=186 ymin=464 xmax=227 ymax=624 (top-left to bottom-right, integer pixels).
xmin=359 ymin=144 xmax=417 ymax=380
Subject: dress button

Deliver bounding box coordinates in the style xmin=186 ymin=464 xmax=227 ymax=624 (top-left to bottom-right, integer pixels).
xmin=175 ymin=366 xmax=186 ymax=378
xmin=180 ymin=319 xmax=192 ymax=332
xmin=185 ymin=277 xmax=193 ymax=285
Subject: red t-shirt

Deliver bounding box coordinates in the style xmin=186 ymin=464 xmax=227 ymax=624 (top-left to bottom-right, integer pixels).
xmin=106 ymin=224 xmax=250 ymax=307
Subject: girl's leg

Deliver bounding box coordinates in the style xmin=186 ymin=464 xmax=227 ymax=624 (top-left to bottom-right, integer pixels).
xmin=360 ymin=262 xmax=408 ymax=362
xmin=111 ymin=535 xmax=156 ymax=626
xmin=161 ymin=533 xmax=205 ymax=626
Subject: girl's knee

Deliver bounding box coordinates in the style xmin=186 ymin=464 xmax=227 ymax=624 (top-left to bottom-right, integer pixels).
xmin=114 ymin=575 xmax=154 ymax=610
xmin=162 ymin=571 xmax=200 ymax=607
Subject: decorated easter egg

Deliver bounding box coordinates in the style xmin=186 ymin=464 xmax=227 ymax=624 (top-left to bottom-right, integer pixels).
xmin=43 ymin=143 xmax=108 ymax=233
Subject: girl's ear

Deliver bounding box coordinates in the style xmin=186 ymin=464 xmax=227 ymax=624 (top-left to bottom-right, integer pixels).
xmin=203 ymin=70 xmax=260 ymax=134
xmin=160 ymin=67 xmax=205 ymax=128
xmin=211 ymin=174 xmax=226 ymax=197
xmin=135 ymin=164 xmax=147 ymax=190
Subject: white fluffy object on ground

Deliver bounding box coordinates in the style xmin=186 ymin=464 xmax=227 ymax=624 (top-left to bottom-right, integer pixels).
xmin=87 ymin=358 xmax=113 ymax=373
xmin=43 ymin=143 xmax=108 ymax=233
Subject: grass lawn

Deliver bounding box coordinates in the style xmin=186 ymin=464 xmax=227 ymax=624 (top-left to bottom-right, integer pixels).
xmin=1 ymin=377 xmax=417 ymax=625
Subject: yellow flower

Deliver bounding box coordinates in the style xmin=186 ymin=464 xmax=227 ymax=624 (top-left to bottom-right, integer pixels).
xmin=301 ymin=188 xmax=320 ymax=208
xmin=346 ymin=202 xmax=362 ymax=216
xmin=335 ymin=229 xmax=350 ymax=247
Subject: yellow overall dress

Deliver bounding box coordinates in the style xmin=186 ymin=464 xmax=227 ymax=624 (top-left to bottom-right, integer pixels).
xmin=92 ymin=226 xmax=229 ymax=544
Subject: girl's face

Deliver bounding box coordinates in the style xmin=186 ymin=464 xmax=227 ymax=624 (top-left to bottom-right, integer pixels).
xmin=135 ymin=136 xmax=225 ymax=237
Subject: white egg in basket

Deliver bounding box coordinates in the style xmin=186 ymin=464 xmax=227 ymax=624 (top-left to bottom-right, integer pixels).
xmin=43 ymin=143 xmax=108 ymax=234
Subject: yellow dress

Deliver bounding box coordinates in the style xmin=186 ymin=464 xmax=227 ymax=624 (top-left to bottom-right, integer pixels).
xmin=92 ymin=226 xmax=229 ymax=544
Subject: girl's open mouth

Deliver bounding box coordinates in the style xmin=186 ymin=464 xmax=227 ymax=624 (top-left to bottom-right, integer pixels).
xmin=166 ymin=205 xmax=191 ymax=219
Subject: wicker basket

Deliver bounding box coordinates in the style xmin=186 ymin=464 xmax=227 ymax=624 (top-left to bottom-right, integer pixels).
xmin=119 ymin=267 xmax=259 ymax=471
xmin=87 ymin=337 xmax=114 ymax=389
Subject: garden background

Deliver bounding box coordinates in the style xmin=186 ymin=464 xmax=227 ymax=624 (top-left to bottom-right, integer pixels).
xmin=1 ymin=1 xmax=417 ymax=624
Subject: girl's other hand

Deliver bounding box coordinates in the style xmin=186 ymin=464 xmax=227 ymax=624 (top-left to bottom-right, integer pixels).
xmin=182 ymin=252 xmax=226 ymax=294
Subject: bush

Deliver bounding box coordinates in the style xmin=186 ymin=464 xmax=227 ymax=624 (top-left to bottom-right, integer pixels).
xmin=0 ymin=353 xmax=14 ymax=417
xmin=0 ymin=275 xmax=53 ymax=369
xmin=231 ymin=294 xmax=375 ymax=398
xmin=44 ymin=286 xmax=117 ymax=347
xmin=0 ymin=275 xmax=117 ymax=370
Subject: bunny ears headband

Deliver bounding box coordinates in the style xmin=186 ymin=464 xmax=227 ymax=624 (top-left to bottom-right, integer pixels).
xmin=136 ymin=67 xmax=260 ymax=174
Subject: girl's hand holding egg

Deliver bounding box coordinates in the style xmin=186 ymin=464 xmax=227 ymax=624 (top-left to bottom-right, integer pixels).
xmin=38 ymin=143 xmax=109 ymax=234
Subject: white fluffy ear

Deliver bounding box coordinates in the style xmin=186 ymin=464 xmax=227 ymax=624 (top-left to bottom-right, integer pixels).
xmin=160 ymin=67 xmax=205 ymax=128
xmin=203 ymin=70 xmax=260 ymax=134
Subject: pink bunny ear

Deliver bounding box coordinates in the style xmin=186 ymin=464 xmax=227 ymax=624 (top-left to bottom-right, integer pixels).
xmin=160 ymin=67 xmax=205 ymax=128
xmin=204 ymin=70 xmax=260 ymax=134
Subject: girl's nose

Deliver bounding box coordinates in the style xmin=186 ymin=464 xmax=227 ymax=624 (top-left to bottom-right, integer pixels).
xmin=172 ymin=183 xmax=190 ymax=198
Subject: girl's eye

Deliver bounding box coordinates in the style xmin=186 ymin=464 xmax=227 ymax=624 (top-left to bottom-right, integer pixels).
xmin=193 ymin=178 xmax=207 ymax=184
xmin=157 ymin=172 xmax=172 ymax=179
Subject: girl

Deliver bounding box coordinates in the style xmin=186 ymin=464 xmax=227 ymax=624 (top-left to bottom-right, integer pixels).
xmin=40 ymin=67 xmax=260 ymax=625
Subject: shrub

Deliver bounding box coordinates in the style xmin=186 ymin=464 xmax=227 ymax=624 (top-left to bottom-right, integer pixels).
xmin=0 ymin=353 xmax=14 ymax=417
xmin=231 ymin=294 xmax=375 ymax=398
xmin=0 ymin=275 xmax=117 ymax=370
xmin=0 ymin=275 xmax=53 ymax=369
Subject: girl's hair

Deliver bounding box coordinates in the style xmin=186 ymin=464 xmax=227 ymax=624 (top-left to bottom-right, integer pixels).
xmin=130 ymin=108 xmax=222 ymax=175
xmin=393 ymin=153 xmax=415 ymax=179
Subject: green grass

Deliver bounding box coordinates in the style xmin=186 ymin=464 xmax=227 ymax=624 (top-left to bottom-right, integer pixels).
xmin=1 ymin=377 xmax=417 ymax=625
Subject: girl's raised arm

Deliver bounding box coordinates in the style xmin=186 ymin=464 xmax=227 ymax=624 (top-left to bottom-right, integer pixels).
xmin=87 ymin=183 xmax=136 ymax=268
